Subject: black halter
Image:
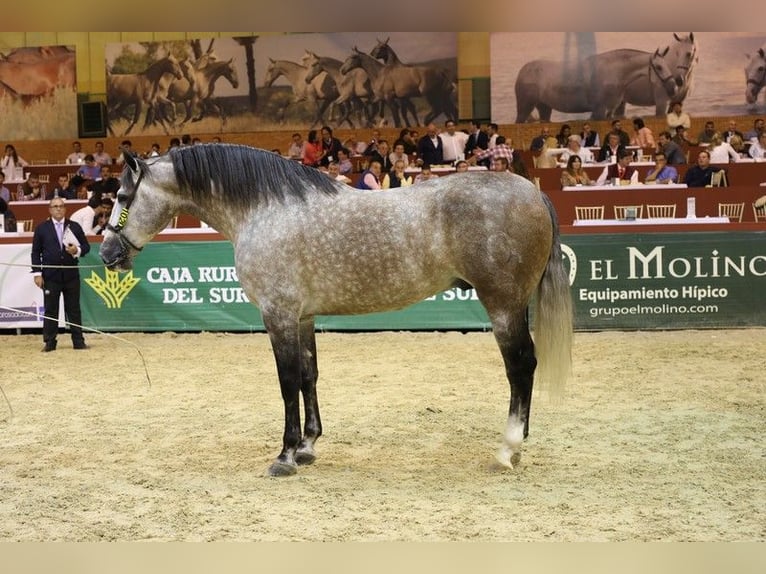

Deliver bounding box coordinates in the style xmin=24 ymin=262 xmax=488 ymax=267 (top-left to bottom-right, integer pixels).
xmin=649 ymin=56 xmax=675 ymax=87
xmin=105 ymin=169 xmax=145 ymax=253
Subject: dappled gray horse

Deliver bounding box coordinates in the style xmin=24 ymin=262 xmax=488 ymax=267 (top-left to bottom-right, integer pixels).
xmin=100 ymin=144 xmax=573 ymax=477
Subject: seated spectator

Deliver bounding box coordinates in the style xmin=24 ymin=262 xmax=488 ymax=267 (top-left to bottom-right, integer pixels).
xmin=356 ymin=160 xmax=382 ymax=190
xmin=672 ymin=125 xmax=696 ymax=149
xmin=302 ymin=129 xmax=321 ymax=167
xmin=115 ymin=140 xmax=133 ymax=165
xmin=0 ymin=170 xmax=10 ymax=203
xmin=368 ymin=140 xmax=392 ymax=173
xmin=382 ymin=160 xmax=413 ymax=189
xmin=630 ymin=117 xmax=656 ymax=148
xmin=707 ymin=133 xmax=739 ymax=163
xmin=71 ymin=196 xmax=114 ymax=235
xmin=455 ymin=160 xmax=469 ymax=173
xmin=18 ymin=174 xmax=48 ymax=201
xmin=748 ymin=133 xmax=766 ymax=159
xmin=559 ymin=134 xmax=594 ymax=164
xmin=743 ymin=118 xmax=764 ymax=142
xmin=684 ymin=150 xmax=725 ymax=187
xmin=147 ymin=143 xmax=161 ymax=157
xmin=560 ymin=155 xmax=593 ymax=187
xmin=343 ymin=135 xmax=367 ymax=156
xmin=393 ymin=128 xmax=417 ymax=155
xmin=657 ymin=131 xmax=687 ymax=165
xmin=666 ymin=101 xmax=691 ymax=131
xmin=76 ymin=154 xmax=101 ymax=181
xmin=492 ymin=156 xmax=512 ymax=172
xmin=66 ymin=141 xmax=85 ymax=164
xmin=88 ymin=165 xmax=121 ymax=199
xmin=598 ymin=132 xmax=626 ymax=163
xmin=697 ymin=121 xmax=717 ymax=145
xmin=555 ymin=124 xmax=572 ymax=147
xmin=1 ymin=144 xmax=28 ymax=169
xmin=414 ymin=165 xmax=439 ymax=184
xmin=92 ymin=141 xmax=113 ymax=166
xmin=51 ymin=174 xmax=78 ymax=199
xmin=362 ymin=129 xmax=382 ymax=156
xmin=0 ymin=196 xmax=17 ymax=232
xmin=729 ymin=134 xmax=746 ymax=157
xmin=596 ymin=149 xmax=639 ymax=185
xmin=610 ymin=119 xmax=631 ymax=147
xmin=325 ymin=162 xmax=351 ymax=184
xmin=287 ymin=133 xmax=304 ymax=160
xmin=724 ymin=120 xmax=744 ymax=143
xmin=336 ymin=148 xmax=354 ymax=175
xmin=580 ymin=123 xmax=600 ymax=147
xmin=388 ymin=142 xmax=410 ymax=170
xmin=644 ymin=152 xmax=678 ymax=184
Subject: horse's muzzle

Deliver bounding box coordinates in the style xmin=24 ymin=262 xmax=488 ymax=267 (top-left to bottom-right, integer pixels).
xmin=100 ymin=237 xmax=133 ymax=271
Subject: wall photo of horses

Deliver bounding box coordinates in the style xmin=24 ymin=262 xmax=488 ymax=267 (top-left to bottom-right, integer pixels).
xmin=491 ymin=32 xmax=766 ymax=124
xmin=105 ymin=33 xmax=457 ymax=137
xmin=0 ymin=45 xmax=77 ymax=140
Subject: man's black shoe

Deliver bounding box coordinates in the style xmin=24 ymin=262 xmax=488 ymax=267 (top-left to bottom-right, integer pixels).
xmin=42 ymin=342 xmax=57 ymax=352
xmin=73 ymin=343 xmax=89 ymax=350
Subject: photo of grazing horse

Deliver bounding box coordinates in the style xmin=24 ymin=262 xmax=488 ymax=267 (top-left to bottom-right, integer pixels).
xmin=369 ymin=37 xmax=458 ymax=126
xmin=100 ymin=144 xmax=573 ymax=477
xmin=107 ymin=55 xmax=184 ymax=136
xmin=745 ymin=44 xmax=766 ymax=108
xmin=339 ymin=47 xmax=419 ymax=128
xmin=514 ymin=33 xmax=698 ymax=121
xmin=303 ymin=50 xmax=375 ymax=128
xmin=262 ymin=58 xmax=339 ymax=127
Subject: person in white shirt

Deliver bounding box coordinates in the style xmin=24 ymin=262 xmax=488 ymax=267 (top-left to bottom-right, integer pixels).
xmin=559 ymin=134 xmax=594 ymax=164
xmin=487 ymin=123 xmax=500 ymax=148
xmin=748 ymin=133 xmax=766 ymax=159
xmin=92 ymin=141 xmax=113 ymax=166
xmin=438 ymin=119 xmax=469 ymax=164
xmin=666 ymin=101 xmax=691 ymax=131
xmin=388 ymin=142 xmax=410 ymax=170
xmin=70 ymin=196 xmax=113 ymax=235
xmin=66 ymin=141 xmax=85 ymax=164
xmin=707 ymin=133 xmax=739 ymax=163
xmin=287 ymin=133 xmax=304 ymax=160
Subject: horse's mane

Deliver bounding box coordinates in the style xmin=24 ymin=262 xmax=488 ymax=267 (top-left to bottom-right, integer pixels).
xmin=168 ymin=143 xmax=339 ymax=209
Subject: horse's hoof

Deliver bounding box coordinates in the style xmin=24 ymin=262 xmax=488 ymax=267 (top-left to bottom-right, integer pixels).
xmin=268 ymin=461 xmax=298 ymax=477
xmin=510 ymin=452 xmax=522 ymax=467
xmin=295 ymin=451 xmax=316 ymax=466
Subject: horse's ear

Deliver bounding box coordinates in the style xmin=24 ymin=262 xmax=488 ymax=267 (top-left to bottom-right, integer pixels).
xmin=654 ymin=48 xmax=661 ymax=57
xmin=674 ymin=33 xmax=681 ymax=41
xmin=269 ymin=57 xmax=275 ymax=63
xmin=384 ymin=36 xmax=390 ymax=45
xmin=206 ymin=38 xmax=215 ymax=55
xmin=662 ymin=46 xmax=669 ymax=56
xmin=759 ymin=48 xmax=765 ymax=59
xmin=689 ymin=32 xmax=694 ymax=42
xmin=124 ymin=151 xmax=139 ymax=174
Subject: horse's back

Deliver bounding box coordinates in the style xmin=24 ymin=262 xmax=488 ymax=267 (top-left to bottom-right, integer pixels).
xmin=515 ymin=59 xmax=592 ymax=118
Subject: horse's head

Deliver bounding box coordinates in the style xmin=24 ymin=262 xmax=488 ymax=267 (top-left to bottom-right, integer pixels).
xmin=665 ymin=32 xmax=698 ymax=91
xmin=304 ymin=51 xmax=322 ymax=83
xmin=164 ymin=54 xmax=184 ymax=80
xmin=650 ymin=47 xmax=680 ymax=98
xmin=263 ymin=57 xmax=281 ymax=87
xmin=100 ymin=153 xmax=177 ymax=271
xmin=340 ymin=50 xmax=361 ymax=75
xmin=370 ymin=37 xmax=391 ymax=62
xmin=745 ymin=47 xmax=766 ymax=105
xmin=223 ymin=58 xmax=239 ymax=89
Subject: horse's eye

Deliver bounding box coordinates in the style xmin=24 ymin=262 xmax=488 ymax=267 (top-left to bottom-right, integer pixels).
xmin=117 ymin=194 xmax=129 ymax=203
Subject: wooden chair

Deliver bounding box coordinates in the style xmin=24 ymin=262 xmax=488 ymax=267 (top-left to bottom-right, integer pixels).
xmin=575 ymin=205 xmax=605 ymax=220
xmin=16 ymin=219 xmax=34 ymax=232
xmin=613 ymin=205 xmax=644 ymax=219
xmin=37 ymin=174 xmax=50 ymax=184
xmin=718 ymin=202 xmax=744 ymax=222
xmin=646 ymin=204 xmax=677 ymax=218
xmin=710 ymin=169 xmax=728 ymax=187
xmin=752 ymin=202 xmax=766 ymax=222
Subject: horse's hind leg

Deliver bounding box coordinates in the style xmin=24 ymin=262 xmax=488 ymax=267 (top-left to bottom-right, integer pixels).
xmin=295 ymin=317 xmax=322 ymax=465
xmin=490 ymin=308 xmax=537 ymax=469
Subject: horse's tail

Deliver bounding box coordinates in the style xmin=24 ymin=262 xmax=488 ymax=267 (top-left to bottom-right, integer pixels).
xmin=534 ymin=192 xmax=573 ymax=400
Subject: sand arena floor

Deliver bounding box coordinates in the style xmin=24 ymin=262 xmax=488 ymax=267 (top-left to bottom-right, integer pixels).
xmin=1 ymin=329 xmax=763 ymax=541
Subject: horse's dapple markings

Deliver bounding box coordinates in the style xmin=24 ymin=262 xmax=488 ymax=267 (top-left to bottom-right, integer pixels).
xmin=100 ymin=144 xmax=573 ymax=477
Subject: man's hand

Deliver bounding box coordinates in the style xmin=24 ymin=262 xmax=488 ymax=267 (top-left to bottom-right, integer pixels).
xmin=34 ymin=276 xmax=44 ymax=289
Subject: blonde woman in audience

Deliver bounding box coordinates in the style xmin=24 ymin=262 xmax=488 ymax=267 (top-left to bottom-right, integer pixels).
xmin=707 ymin=132 xmax=739 ymax=163
xmin=729 ymin=134 xmax=746 ymax=157
xmin=560 ymin=155 xmax=593 ymax=187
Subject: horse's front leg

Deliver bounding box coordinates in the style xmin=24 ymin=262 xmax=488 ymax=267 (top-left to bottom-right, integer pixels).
xmin=295 ymin=317 xmax=322 ymax=465
xmin=264 ymin=314 xmax=303 ymax=476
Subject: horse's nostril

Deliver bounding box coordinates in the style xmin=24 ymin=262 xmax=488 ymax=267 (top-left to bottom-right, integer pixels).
xmin=675 ymin=78 xmax=683 ymax=87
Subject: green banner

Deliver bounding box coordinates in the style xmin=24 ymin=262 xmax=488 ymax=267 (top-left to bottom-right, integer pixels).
xmin=79 ymin=232 xmax=766 ymax=332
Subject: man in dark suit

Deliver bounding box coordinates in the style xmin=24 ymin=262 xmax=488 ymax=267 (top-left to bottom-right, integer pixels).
xmin=416 ymin=123 xmax=444 ymax=167
xmin=464 ymin=120 xmax=490 ymax=159
xmin=31 ymin=198 xmax=91 ymax=352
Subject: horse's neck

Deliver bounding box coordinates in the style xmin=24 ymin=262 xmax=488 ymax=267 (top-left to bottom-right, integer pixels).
xmin=276 ymin=61 xmax=306 ymax=88
xmin=318 ymin=58 xmax=343 ymax=83
xmin=381 ymin=48 xmax=403 ymax=67
xmin=357 ymin=55 xmax=383 ymax=80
